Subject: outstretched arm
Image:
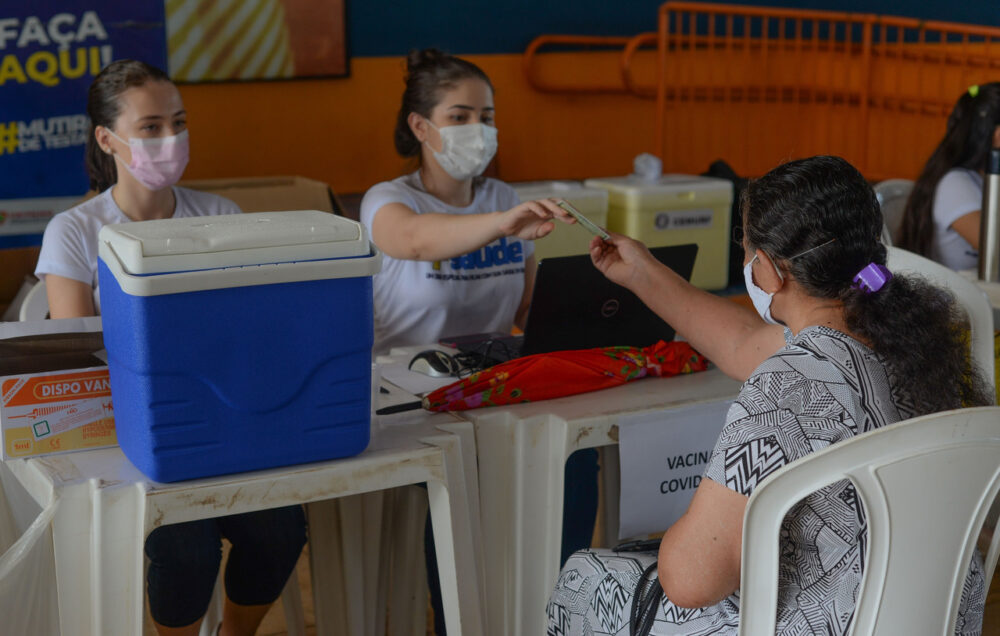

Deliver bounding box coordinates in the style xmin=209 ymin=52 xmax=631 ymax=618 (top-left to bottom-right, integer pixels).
xmin=589 ymin=233 xmax=785 ymax=381
xmin=371 ymin=198 xmax=572 ymax=262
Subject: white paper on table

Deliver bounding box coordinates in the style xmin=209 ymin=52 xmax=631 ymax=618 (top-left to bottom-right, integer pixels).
xmin=617 ymin=399 xmax=731 ymax=540
xmin=378 ymin=360 xmax=456 ymax=396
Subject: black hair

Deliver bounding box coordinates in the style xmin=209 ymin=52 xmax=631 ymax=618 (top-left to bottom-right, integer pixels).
xmin=85 ymin=59 xmax=172 ymax=192
xmin=898 ymin=82 xmax=1000 ymax=255
xmin=392 ymin=48 xmax=494 ymax=159
xmin=745 ymin=155 xmax=992 ymax=414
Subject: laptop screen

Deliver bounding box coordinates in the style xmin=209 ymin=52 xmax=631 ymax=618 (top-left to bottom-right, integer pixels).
xmin=521 ymin=243 xmax=699 ymax=356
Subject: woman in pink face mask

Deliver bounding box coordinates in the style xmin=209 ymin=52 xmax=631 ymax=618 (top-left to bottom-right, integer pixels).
xmin=36 ymin=59 xmax=241 ymax=319
xmin=34 ymin=60 xmax=306 ymax=636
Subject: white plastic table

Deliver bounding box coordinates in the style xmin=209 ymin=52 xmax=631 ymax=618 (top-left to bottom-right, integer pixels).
xmin=458 ymin=366 xmax=741 ymax=635
xmin=3 ymin=405 xmax=484 ymax=636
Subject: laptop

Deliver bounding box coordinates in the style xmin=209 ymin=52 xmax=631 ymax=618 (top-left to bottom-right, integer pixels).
xmin=445 ymin=243 xmax=699 ymax=365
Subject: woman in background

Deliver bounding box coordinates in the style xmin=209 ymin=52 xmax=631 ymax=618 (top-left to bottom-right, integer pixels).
xmin=898 ymin=82 xmax=1000 ymax=270
xmin=36 ymin=59 xmax=305 ymax=636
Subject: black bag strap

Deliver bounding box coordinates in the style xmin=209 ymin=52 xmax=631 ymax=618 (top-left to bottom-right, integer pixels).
xmin=629 ymin=560 xmax=663 ymax=636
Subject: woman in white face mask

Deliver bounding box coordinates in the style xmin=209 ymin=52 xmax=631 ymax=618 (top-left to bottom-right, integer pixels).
xmin=361 ymin=48 xmax=595 ymax=636
xmin=34 ymin=60 xmax=306 ymax=636
xmin=359 ymin=48 xmax=574 ymax=354
xmin=548 ymin=156 xmax=991 ymax=636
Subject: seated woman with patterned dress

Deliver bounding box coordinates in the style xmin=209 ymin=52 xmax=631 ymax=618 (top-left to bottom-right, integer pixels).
xmin=547 ymin=155 xmax=990 ymax=636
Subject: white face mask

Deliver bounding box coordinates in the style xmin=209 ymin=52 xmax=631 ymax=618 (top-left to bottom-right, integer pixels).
xmin=743 ymin=238 xmax=837 ymax=326
xmin=425 ymin=121 xmax=498 ymax=181
xmin=743 ymin=252 xmax=783 ymax=325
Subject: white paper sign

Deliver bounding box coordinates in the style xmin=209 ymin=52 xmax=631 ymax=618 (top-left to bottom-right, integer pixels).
xmin=618 ymin=400 xmax=732 ymax=539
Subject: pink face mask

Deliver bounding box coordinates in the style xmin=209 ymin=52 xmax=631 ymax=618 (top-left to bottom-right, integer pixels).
xmin=106 ymin=128 xmax=189 ymax=191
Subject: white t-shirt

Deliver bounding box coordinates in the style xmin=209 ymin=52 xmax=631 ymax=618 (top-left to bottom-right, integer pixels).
xmin=931 ymin=168 xmax=982 ymax=271
xmin=35 ymin=186 xmax=241 ymax=311
xmin=360 ymin=172 xmax=532 ymax=353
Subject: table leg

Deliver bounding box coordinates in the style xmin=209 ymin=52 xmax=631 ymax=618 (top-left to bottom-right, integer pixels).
xmin=598 ymin=446 xmax=621 ymax=546
xmin=306 ymin=498 xmax=350 ymax=635
xmin=474 ymin=412 xmax=570 ymax=635
xmin=50 ymin=480 xmax=146 ymax=635
xmin=425 ymin=433 xmax=486 ymax=636
xmin=386 ymin=485 xmax=428 ymax=636
xmin=360 ymin=492 xmax=386 ymax=634
xmin=309 ymin=492 xmax=388 ymax=636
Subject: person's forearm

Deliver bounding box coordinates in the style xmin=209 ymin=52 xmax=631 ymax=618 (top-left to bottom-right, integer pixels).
xmin=631 ymin=263 xmax=778 ymax=381
xmin=379 ymin=209 xmax=505 ymax=261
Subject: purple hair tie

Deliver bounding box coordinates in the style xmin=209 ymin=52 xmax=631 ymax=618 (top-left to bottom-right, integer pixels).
xmin=852 ymin=263 xmax=892 ymax=294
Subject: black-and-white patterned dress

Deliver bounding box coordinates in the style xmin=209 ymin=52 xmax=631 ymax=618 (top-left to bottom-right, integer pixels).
xmin=547 ymin=326 xmax=985 ymax=636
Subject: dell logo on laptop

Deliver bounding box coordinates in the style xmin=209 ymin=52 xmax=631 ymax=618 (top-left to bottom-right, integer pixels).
xmin=601 ymin=299 xmax=620 ymax=318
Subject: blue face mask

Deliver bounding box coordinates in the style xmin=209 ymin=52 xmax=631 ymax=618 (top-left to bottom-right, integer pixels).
xmin=743 ymin=252 xmax=783 ymax=325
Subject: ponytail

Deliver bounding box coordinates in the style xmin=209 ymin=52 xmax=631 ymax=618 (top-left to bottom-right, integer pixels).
xmin=842 ymin=274 xmax=992 ymax=412
xmin=745 ymin=155 xmax=992 ymax=414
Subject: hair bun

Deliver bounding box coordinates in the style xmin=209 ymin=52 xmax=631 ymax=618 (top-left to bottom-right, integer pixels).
xmin=407 ymin=48 xmax=447 ymax=72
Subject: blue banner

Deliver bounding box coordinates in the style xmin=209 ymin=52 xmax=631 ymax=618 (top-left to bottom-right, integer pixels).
xmin=0 ymin=3 xmax=167 ymax=199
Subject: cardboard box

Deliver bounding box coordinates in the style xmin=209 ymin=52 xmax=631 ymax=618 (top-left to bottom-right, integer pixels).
xmin=179 ymin=175 xmax=343 ymax=215
xmin=0 ymin=318 xmax=115 ymax=460
xmin=1 ymin=176 xmax=344 ymax=314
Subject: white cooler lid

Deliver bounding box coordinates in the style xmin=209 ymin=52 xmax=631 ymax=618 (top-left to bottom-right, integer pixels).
xmin=584 ymin=174 xmax=732 ymax=194
xmin=98 ymin=210 xmax=382 ymax=297
xmin=99 ymin=210 xmax=368 ymax=275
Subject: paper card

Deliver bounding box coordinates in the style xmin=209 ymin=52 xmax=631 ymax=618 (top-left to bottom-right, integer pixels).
xmin=617 ymin=400 xmax=732 ymax=539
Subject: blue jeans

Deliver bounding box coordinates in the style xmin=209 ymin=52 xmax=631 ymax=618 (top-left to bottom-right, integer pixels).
xmin=144 ymin=505 xmax=307 ymax=628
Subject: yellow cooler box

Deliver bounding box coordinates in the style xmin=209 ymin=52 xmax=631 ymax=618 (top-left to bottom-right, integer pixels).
xmin=512 ymin=181 xmax=609 ymax=261
xmin=584 ymin=175 xmax=733 ymax=290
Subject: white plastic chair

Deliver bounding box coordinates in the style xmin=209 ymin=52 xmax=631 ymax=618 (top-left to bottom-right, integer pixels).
xmin=17 ymin=278 xmax=49 ymax=321
xmin=887 ymin=245 xmax=995 ymax=396
xmin=739 ymin=406 xmax=1000 ymax=635
xmin=874 ymin=179 xmax=914 ymax=246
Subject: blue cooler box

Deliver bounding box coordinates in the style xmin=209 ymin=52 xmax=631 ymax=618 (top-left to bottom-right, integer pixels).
xmin=97 ymin=210 xmax=382 ymax=482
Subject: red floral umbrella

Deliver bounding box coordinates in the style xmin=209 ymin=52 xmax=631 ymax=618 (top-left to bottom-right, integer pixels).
xmin=422 ymin=340 xmax=708 ymax=412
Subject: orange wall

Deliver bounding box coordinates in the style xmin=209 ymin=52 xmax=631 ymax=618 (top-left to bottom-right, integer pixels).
xmin=149 ymin=45 xmax=985 ymax=195
xmin=178 ymin=53 xmax=659 ymax=195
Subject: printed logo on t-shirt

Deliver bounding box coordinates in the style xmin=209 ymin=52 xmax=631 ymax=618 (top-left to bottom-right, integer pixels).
xmin=450 ymin=237 xmax=523 ymax=270
xmin=426 ymin=237 xmax=525 ymax=281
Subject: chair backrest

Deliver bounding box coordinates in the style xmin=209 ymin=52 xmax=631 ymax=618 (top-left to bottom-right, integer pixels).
xmin=739 ymin=406 xmax=1000 ymax=636
xmin=886 ymin=246 xmax=995 ymax=398
xmin=874 ymin=179 xmax=915 ymax=246
xmin=17 ymin=279 xmax=49 ymax=321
